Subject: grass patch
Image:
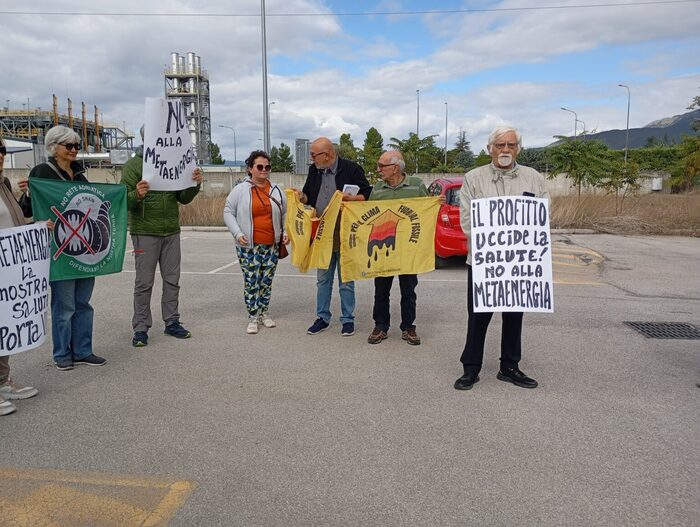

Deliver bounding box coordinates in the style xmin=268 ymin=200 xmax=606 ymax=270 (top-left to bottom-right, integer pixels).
xmin=181 ymin=192 xmax=700 ymax=235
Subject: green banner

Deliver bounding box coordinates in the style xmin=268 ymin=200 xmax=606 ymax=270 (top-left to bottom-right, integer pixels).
xmin=28 ymin=179 xmax=127 ymax=281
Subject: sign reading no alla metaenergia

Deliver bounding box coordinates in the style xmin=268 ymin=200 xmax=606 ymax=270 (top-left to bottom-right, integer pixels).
xmin=142 ymin=97 xmax=197 ymax=191
xmin=470 ymin=196 xmax=554 ymax=313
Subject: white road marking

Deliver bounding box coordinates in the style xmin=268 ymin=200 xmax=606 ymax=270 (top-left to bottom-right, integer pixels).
xmin=208 ymin=261 xmax=238 ymax=274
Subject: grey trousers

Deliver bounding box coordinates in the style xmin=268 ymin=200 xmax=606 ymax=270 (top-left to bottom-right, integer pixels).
xmin=132 ymin=234 xmax=181 ymax=332
xmin=0 ymin=356 xmax=9 ymax=384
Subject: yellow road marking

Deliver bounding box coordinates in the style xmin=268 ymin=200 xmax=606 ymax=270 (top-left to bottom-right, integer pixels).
xmin=0 ymin=467 xmax=196 ymax=527
xmin=551 ymin=242 xmax=604 ymax=285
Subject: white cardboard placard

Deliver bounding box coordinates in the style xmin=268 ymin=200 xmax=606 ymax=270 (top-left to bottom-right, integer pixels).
xmin=470 ymin=196 xmax=554 ymax=313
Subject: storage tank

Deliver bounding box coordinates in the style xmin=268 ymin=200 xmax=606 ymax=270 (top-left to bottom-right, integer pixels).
xmin=186 ymin=52 xmax=195 ymax=74
xmin=170 ymin=52 xmax=179 ymax=74
xmin=170 ymin=52 xmax=179 ymax=91
xmin=164 ymin=51 xmax=211 ymax=164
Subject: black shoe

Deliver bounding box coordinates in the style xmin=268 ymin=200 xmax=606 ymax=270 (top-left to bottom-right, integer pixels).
xmin=74 ymin=354 xmax=107 ymax=367
xmin=497 ymin=367 xmax=538 ymax=389
xmin=164 ymin=321 xmax=191 ymax=339
xmin=55 ymin=359 xmax=74 ymax=371
xmin=454 ymin=373 xmax=480 ymax=390
xmin=307 ymin=318 xmax=329 ymax=335
xmin=132 ymin=331 xmax=148 ymax=347
xmin=341 ymin=322 xmax=355 ymax=336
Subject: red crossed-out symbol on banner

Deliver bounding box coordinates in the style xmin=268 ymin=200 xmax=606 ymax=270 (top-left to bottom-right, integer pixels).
xmin=51 ymin=206 xmax=97 ymax=261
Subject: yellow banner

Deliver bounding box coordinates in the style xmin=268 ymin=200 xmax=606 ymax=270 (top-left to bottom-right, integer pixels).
xmin=340 ymin=196 xmax=441 ymax=281
xmin=284 ymin=189 xmax=343 ymax=273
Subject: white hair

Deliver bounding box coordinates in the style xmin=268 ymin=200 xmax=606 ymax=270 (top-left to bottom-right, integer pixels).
xmin=45 ymin=126 xmax=81 ymax=155
xmin=487 ymin=126 xmax=522 ymax=152
xmin=386 ymin=151 xmax=406 ymax=170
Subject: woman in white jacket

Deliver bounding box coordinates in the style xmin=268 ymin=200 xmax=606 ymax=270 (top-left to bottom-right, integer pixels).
xmin=224 ymin=151 xmax=288 ymax=334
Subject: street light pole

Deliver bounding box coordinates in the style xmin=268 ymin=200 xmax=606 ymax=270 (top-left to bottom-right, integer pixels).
xmin=618 ymin=84 xmax=630 ymax=164
xmin=578 ymin=119 xmax=586 ymax=141
xmin=561 ymin=107 xmax=578 ymax=139
xmin=444 ymin=102 xmax=448 ymax=166
xmin=260 ymin=0 xmax=271 ymax=152
xmin=218 ymin=125 xmax=237 ymax=164
xmin=267 ymin=101 xmax=275 ymax=150
xmin=416 ymin=89 xmax=420 ymax=137
xmin=415 ymin=89 xmax=420 ymax=174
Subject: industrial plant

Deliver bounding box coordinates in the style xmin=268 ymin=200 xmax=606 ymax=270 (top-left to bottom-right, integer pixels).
xmin=164 ymin=52 xmax=212 ymax=165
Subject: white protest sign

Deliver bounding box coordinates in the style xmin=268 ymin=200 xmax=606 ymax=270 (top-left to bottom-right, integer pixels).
xmin=470 ymin=196 xmax=554 ymax=313
xmin=0 ymin=223 xmax=51 ymax=356
xmin=142 ymin=97 xmax=197 ymax=191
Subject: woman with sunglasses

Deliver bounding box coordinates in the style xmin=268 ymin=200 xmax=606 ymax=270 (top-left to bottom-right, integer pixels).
xmin=224 ymin=150 xmax=288 ymax=334
xmin=19 ymin=125 xmax=106 ymax=370
xmin=0 ymin=137 xmax=39 ymax=415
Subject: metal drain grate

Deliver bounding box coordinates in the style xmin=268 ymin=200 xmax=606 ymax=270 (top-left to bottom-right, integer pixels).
xmin=624 ymin=322 xmax=700 ymax=340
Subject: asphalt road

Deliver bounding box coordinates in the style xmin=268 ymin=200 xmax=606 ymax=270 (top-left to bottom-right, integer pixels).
xmin=1 ymin=232 xmax=698 ymax=526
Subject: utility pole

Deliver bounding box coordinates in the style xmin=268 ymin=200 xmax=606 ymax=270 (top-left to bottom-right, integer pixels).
xmin=261 ymin=0 xmax=271 ymax=152
xmin=444 ymin=102 xmax=448 ymax=166
xmin=618 ymin=84 xmax=631 ymax=164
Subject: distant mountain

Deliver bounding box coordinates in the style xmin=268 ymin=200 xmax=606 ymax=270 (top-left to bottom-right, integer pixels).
xmin=553 ymin=109 xmax=699 ymax=149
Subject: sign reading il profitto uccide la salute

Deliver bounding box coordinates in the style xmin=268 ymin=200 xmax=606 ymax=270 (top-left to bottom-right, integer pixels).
xmin=142 ymin=97 xmax=197 ymax=191
xmin=470 ymin=196 xmax=554 ymax=313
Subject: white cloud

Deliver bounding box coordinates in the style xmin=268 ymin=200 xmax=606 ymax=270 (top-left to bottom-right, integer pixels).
xmin=2 ymin=0 xmax=699 ymax=160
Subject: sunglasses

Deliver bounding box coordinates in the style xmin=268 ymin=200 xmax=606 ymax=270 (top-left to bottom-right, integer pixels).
xmin=61 ymin=143 xmax=81 ymax=151
xmin=255 ymin=164 xmax=272 ymax=172
xmin=0 ymin=146 xmax=6 ymax=155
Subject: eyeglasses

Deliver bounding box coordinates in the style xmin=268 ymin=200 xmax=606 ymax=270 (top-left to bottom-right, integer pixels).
xmin=61 ymin=143 xmax=81 ymax=151
xmin=376 ymin=162 xmax=396 ymax=170
xmin=0 ymin=146 xmax=6 ymax=155
xmin=309 ymin=151 xmax=328 ymax=159
xmin=492 ymin=142 xmax=518 ymax=150
xmin=255 ymin=164 xmax=272 ymax=172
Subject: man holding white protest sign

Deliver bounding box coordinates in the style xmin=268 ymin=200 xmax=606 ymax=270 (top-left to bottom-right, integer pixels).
xmin=120 ymin=106 xmax=202 ymax=348
xmin=454 ymin=126 xmax=550 ymax=391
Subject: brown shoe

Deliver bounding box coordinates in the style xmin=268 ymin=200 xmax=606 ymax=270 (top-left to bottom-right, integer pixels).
xmin=401 ymin=329 xmax=421 ymax=345
xmin=367 ymin=328 xmax=388 ymax=344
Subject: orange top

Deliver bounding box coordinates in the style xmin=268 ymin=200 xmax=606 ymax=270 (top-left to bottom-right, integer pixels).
xmin=251 ymin=183 xmax=275 ymax=245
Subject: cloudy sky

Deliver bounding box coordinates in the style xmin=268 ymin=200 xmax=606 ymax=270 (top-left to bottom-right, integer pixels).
xmin=3 ymin=0 xmax=699 ymax=161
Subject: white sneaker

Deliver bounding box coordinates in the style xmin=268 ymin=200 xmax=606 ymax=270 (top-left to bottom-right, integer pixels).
xmin=0 ymin=379 xmax=39 ymax=400
xmin=0 ymin=395 xmax=16 ymax=416
xmin=259 ymin=314 xmax=276 ymax=328
xmin=247 ymin=319 xmax=259 ymax=334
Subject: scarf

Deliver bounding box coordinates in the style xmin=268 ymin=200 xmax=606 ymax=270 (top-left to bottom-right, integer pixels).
xmin=0 ymin=172 xmax=26 ymax=227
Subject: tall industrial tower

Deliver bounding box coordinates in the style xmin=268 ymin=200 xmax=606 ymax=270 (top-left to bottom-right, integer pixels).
xmin=164 ymin=52 xmax=211 ymax=164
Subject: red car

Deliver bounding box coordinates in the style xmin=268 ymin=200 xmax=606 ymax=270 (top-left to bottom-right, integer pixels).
xmin=428 ymin=177 xmax=469 ymax=267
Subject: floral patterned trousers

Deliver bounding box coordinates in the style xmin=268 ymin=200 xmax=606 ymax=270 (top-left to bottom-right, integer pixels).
xmin=236 ymin=244 xmax=279 ymax=319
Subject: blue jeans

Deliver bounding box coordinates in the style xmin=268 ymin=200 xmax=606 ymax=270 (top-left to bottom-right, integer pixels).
xmin=316 ymin=251 xmax=355 ymax=324
xmin=50 ymin=278 xmax=95 ymax=362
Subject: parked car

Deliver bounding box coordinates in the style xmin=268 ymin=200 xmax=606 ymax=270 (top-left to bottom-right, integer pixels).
xmin=428 ymin=177 xmax=468 ymax=268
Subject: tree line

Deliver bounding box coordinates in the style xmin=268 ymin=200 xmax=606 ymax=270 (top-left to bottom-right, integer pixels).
xmin=208 ymin=92 xmax=699 ymax=194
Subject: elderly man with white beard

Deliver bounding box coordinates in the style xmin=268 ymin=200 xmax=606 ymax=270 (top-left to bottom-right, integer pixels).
xmin=454 ymin=126 xmax=549 ymax=391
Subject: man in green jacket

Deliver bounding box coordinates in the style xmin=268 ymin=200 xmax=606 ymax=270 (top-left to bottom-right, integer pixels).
xmin=120 ymin=128 xmax=203 ymax=347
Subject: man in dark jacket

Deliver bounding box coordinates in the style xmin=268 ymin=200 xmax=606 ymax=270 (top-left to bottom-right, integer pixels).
xmin=120 ymin=128 xmax=202 ymax=347
xmin=298 ymin=137 xmax=371 ymax=337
